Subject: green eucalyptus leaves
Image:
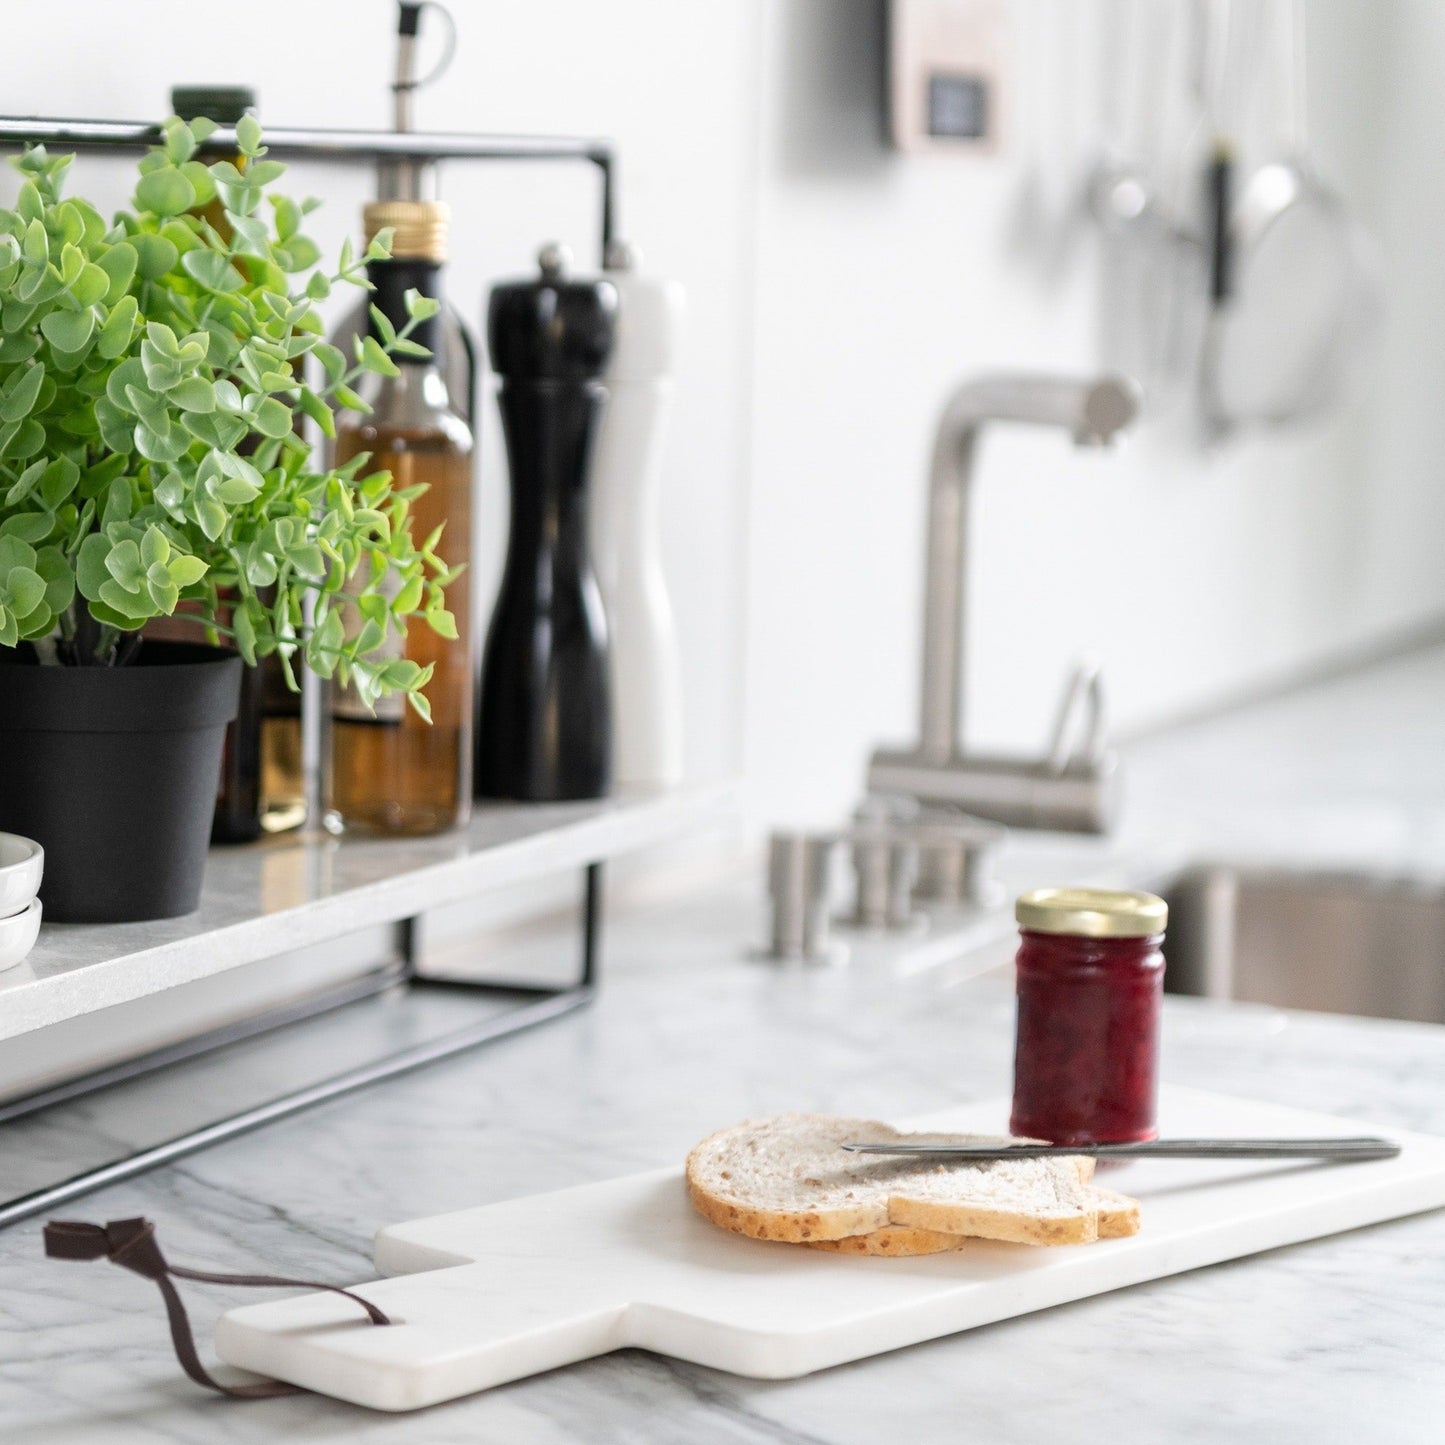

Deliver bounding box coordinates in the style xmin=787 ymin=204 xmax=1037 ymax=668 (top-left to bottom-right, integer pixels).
xmin=0 ymin=115 xmax=454 ymax=716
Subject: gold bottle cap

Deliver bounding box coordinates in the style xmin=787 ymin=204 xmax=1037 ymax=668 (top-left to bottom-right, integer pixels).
xmin=1016 ymin=887 xmax=1167 ymax=938
xmin=362 ymin=200 xmax=450 ymax=262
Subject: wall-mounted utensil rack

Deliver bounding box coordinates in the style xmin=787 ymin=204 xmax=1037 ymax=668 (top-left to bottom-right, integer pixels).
xmin=0 ymin=115 xmax=647 ymax=1230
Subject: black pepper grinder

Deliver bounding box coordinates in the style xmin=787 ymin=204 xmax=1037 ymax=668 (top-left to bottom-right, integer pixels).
xmin=476 ymin=244 xmax=617 ymax=801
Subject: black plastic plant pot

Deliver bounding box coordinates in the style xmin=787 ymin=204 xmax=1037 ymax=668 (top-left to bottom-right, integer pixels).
xmin=0 ymin=641 xmax=243 ymax=923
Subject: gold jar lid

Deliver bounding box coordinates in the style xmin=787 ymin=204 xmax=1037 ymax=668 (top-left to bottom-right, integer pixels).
xmin=362 ymin=200 xmax=450 ymax=262
xmin=1016 ymin=887 xmax=1167 ymax=938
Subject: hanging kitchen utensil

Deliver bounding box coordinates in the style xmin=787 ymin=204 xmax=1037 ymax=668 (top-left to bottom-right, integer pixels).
xmin=1100 ymin=0 xmax=1215 ymax=417
xmin=1200 ymin=0 xmax=1380 ymax=437
xmin=1192 ymin=0 xmax=1259 ymax=443
xmin=1088 ymin=0 xmax=1180 ymax=399
xmin=1201 ymin=0 xmax=1238 ymax=304
xmin=1088 ymin=0 xmax=1154 ymax=241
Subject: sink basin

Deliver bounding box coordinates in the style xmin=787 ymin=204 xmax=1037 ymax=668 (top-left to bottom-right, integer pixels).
xmin=1163 ymin=867 xmax=1445 ymax=1024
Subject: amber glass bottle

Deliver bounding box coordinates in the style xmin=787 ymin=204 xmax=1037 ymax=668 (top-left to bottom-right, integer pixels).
xmin=326 ymin=201 xmax=474 ymax=836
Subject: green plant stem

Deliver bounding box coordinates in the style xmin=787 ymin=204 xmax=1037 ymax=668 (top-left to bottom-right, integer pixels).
xmin=92 ymin=621 xmax=121 ymax=665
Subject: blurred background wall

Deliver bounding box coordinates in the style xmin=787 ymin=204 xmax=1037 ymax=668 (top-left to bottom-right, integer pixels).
xmin=4 ymin=0 xmax=1441 ymax=834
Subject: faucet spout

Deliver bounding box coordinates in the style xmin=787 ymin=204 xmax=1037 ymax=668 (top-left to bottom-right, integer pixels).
xmin=917 ymin=373 xmax=1139 ymax=762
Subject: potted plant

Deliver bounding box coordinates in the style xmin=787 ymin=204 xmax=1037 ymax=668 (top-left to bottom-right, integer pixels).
xmin=0 ymin=116 xmax=458 ymax=922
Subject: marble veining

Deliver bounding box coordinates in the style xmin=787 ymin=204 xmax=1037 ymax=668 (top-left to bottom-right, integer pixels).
xmin=2 ymin=934 xmax=1443 ymax=1442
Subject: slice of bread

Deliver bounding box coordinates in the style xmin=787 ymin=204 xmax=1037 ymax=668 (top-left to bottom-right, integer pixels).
xmin=806 ymin=1186 xmax=1142 ymax=1256
xmin=686 ymin=1113 xmax=1132 ymax=1248
xmin=803 ymin=1222 xmax=971 ymax=1257
xmin=1090 ymin=1186 xmax=1142 ymax=1239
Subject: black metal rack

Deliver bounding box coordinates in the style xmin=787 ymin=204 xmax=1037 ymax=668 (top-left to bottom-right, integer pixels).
xmin=0 ymin=865 xmax=601 ymax=1232
xmin=0 ymin=116 xmax=621 ymax=1231
xmin=0 ymin=116 xmax=616 ymax=261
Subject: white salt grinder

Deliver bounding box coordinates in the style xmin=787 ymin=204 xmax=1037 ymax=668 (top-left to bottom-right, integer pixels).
xmin=588 ymin=240 xmax=686 ymax=788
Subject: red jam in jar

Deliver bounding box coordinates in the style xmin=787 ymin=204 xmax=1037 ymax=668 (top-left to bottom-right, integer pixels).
xmin=1009 ymin=887 xmax=1167 ymax=1146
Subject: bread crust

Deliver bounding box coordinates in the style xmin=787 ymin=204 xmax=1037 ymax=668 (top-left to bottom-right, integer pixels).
xmin=805 ymin=1224 xmax=967 ymax=1256
xmin=887 ymin=1194 xmax=1099 ymax=1245
xmin=686 ymin=1115 xmax=1141 ymax=1252
xmin=1090 ymin=1186 xmax=1142 ymax=1239
xmin=807 ymin=1186 xmax=1142 ymax=1255
xmin=684 ymin=1171 xmax=886 ymax=1243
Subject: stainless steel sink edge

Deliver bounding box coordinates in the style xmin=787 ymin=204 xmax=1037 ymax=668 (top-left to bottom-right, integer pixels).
xmin=1163 ymin=864 xmax=1445 ymax=1025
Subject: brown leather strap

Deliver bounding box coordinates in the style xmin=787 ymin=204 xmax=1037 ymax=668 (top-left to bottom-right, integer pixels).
xmin=44 ymin=1217 xmax=390 ymax=1399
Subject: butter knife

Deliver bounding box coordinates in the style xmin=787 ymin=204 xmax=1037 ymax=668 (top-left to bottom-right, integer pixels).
xmin=840 ymin=1137 xmax=1401 ymax=1162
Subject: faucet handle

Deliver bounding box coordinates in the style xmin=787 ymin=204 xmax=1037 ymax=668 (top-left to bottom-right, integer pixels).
xmin=1046 ymin=658 xmax=1109 ymax=775
xmin=843 ymin=822 xmax=920 ymax=932
xmin=765 ymin=831 xmax=843 ymax=962
xmin=911 ymin=807 xmax=1006 ymax=907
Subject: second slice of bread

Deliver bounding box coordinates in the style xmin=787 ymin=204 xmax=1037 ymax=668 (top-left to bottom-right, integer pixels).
xmin=806 ymin=1186 xmax=1142 ymax=1256
xmin=686 ymin=1113 xmax=1118 ymax=1248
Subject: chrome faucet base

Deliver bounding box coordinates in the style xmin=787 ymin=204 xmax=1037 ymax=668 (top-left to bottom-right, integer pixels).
xmin=867 ymin=746 xmax=1120 ymax=836
xmin=867 ymin=370 xmax=1138 ymax=837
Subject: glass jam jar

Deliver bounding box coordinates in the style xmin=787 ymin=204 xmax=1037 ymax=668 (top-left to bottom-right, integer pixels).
xmin=1009 ymin=887 xmax=1167 ymax=1146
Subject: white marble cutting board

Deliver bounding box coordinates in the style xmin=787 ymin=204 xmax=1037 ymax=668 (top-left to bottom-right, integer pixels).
xmin=215 ymin=1086 xmax=1445 ymax=1412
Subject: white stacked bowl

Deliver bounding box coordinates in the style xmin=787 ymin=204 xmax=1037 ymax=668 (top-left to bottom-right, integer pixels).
xmin=0 ymin=833 xmax=44 ymax=971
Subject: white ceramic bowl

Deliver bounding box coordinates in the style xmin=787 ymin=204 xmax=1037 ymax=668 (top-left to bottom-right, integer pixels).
xmin=0 ymin=833 xmax=44 ymax=919
xmin=0 ymin=897 xmax=41 ymax=972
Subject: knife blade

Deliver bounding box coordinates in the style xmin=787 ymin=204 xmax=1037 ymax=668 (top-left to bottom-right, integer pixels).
xmin=839 ymin=1137 xmax=1401 ymax=1162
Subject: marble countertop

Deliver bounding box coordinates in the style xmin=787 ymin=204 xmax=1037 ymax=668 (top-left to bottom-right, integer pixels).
xmin=3 ymin=643 xmax=1445 ymax=1442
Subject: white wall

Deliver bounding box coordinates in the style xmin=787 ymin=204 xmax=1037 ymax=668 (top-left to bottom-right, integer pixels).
xmin=744 ymin=0 xmax=1445 ymax=827
xmin=4 ymin=1 xmax=1442 ymax=842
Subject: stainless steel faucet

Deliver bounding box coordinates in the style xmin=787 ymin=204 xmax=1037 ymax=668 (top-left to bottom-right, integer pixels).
xmin=867 ymin=373 xmax=1141 ymax=834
